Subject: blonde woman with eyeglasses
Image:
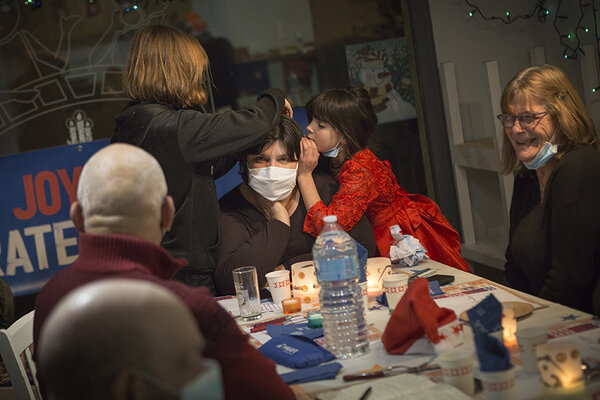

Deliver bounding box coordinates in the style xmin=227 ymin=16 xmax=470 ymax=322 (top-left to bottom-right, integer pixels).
xmin=500 ymin=64 xmax=600 ymax=314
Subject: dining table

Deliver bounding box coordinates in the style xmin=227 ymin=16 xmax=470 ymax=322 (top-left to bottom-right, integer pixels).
xmin=221 ymin=259 xmax=600 ymax=399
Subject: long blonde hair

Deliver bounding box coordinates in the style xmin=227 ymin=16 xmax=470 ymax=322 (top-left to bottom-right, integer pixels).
xmin=123 ymin=24 xmax=209 ymax=108
xmin=500 ymin=64 xmax=599 ymax=174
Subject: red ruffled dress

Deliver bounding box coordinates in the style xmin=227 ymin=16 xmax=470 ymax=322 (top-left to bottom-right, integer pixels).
xmin=304 ymin=149 xmax=470 ymax=272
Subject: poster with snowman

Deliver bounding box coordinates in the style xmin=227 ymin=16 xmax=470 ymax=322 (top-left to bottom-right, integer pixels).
xmin=346 ymin=37 xmax=416 ymax=124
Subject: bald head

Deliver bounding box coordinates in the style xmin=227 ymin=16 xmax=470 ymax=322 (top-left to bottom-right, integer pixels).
xmin=73 ymin=143 xmax=174 ymax=243
xmin=38 ymin=279 xmax=205 ymax=400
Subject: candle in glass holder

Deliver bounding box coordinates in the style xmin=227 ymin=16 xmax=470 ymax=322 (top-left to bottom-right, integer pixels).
xmin=282 ymin=297 xmax=301 ymax=314
xmin=502 ymin=305 xmax=517 ymax=346
xmin=291 ymin=261 xmax=320 ymax=309
xmin=366 ymin=257 xmax=391 ymax=297
xmin=536 ymin=342 xmax=586 ymax=399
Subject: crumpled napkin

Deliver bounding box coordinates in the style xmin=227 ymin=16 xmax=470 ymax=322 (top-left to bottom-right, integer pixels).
xmin=466 ymin=294 xmax=511 ymax=372
xmin=389 ymin=225 xmax=428 ymax=267
xmin=279 ymin=362 xmax=343 ymax=384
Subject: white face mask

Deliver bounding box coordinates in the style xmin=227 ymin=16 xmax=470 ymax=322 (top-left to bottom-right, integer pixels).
xmin=248 ymin=166 xmax=297 ymax=201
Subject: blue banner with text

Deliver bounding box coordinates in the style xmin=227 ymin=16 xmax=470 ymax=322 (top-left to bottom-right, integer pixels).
xmin=0 ymin=140 xmax=109 ymax=296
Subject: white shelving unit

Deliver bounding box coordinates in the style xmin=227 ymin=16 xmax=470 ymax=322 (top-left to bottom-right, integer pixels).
xmin=439 ymin=60 xmax=512 ymax=270
xmin=438 ymin=45 xmax=599 ymax=271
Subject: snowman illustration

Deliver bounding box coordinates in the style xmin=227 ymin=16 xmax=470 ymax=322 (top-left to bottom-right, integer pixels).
xmin=358 ymin=50 xmax=416 ymax=124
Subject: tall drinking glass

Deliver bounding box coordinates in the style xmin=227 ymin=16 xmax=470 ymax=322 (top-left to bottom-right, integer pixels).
xmin=233 ymin=266 xmax=262 ymax=321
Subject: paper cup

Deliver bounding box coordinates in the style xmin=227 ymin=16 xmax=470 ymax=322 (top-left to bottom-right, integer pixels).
xmin=291 ymin=261 xmax=319 ymax=309
xmin=479 ymin=367 xmax=515 ymax=400
xmin=358 ymin=281 xmax=368 ymax=312
xmin=265 ymin=270 xmax=291 ymax=306
xmin=437 ymin=350 xmax=474 ymax=396
xmin=382 ymin=273 xmax=408 ymax=310
xmin=516 ymin=326 xmax=547 ymax=374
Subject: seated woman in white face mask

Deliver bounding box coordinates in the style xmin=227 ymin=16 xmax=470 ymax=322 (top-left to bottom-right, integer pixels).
xmin=215 ymin=116 xmax=377 ymax=296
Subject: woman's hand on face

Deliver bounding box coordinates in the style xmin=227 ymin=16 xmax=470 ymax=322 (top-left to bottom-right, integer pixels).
xmin=240 ymin=183 xmax=291 ymax=226
xmin=298 ymin=137 xmax=319 ymax=177
xmin=283 ymin=99 xmax=293 ymax=118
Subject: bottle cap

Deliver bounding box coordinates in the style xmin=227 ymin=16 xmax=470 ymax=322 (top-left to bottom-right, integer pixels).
xmin=323 ymin=215 xmax=337 ymax=223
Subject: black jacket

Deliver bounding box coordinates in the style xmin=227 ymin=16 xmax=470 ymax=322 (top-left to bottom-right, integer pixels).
xmin=216 ymin=167 xmax=378 ymax=296
xmin=505 ymin=145 xmax=600 ymax=314
xmin=111 ymin=89 xmax=285 ymax=291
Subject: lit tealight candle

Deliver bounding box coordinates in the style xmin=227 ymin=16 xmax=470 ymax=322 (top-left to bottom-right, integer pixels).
xmin=281 ymin=297 xmax=301 ymax=314
xmin=502 ymin=306 xmax=517 ymax=346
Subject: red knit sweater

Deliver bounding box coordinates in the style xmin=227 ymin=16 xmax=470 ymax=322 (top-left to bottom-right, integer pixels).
xmin=33 ymin=233 xmax=294 ymax=400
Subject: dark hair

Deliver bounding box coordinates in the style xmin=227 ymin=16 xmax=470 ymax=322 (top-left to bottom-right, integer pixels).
xmin=305 ymin=87 xmax=377 ymax=158
xmin=123 ymin=24 xmax=209 ymax=108
xmin=500 ymin=64 xmax=599 ymax=174
xmin=239 ymin=116 xmax=302 ymax=182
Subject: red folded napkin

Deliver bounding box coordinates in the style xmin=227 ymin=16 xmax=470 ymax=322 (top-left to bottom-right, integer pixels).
xmin=382 ymin=278 xmax=464 ymax=355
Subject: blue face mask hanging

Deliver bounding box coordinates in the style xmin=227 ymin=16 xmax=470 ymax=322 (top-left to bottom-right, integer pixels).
xmin=135 ymin=358 xmax=224 ymax=400
xmin=322 ymin=139 xmax=343 ymax=158
xmin=523 ymin=142 xmax=558 ymax=170
xmin=180 ymin=359 xmax=224 ymax=400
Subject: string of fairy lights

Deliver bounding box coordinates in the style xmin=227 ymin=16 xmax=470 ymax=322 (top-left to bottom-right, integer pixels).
xmin=19 ymin=0 xmax=600 ymax=92
xmin=22 ymin=0 xmax=183 ymax=10
xmin=464 ymin=0 xmax=600 ymax=93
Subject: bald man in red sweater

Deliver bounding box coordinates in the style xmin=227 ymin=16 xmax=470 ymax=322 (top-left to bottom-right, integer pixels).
xmin=33 ymin=143 xmax=294 ymax=400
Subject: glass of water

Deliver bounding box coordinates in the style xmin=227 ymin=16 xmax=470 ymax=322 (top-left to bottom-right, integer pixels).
xmin=232 ymin=266 xmax=262 ymax=321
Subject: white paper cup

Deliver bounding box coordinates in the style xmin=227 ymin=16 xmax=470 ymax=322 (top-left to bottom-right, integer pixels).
xmin=265 ymin=270 xmax=291 ymax=306
xmin=358 ymin=281 xmax=368 ymax=312
xmin=382 ymin=273 xmax=408 ymax=310
xmin=437 ymin=350 xmax=475 ymax=396
xmin=479 ymin=367 xmax=516 ymax=400
xmin=516 ymin=326 xmax=548 ymax=374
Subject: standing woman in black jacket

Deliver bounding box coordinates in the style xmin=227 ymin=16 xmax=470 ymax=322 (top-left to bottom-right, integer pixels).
xmin=112 ymin=24 xmax=291 ymax=292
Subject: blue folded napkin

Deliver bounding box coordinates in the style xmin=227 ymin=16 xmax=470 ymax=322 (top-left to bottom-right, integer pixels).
xmin=376 ymin=292 xmax=388 ymax=307
xmin=428 ymin=280 xmax=444 ymax=296
xmin=356 ymin=240 xmax=367 ymax=283
xmin=266 ymin=323 xmax=324 ymax=340
xmin=280 ymin=362 xmax=343 ymax=384
xmin=466 ymin=294 xmax=511 ymax=372
xmin=259 ymin=334 xmax=335 ymax=369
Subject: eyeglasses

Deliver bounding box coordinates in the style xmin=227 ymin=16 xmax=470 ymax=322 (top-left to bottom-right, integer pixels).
xmin=496 ymin=111 xmax=548 ymax=128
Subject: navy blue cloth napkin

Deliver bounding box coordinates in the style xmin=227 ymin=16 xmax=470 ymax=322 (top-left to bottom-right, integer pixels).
xmin=259 ymin=334 xmax=335 ymax=369
xmin=280 ymin=362 xmax=343 ymax=384
xmin=356 ymin=240 xmax=367 ymax=283
xmin=266 ymin=323 xmax=324 ymax=340
xmin=466 ymin=294 xmax=511 ymax=372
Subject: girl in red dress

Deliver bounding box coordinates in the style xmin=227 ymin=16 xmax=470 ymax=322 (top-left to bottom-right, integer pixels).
xmin=298 ymin=87 xmax=470 ymax=272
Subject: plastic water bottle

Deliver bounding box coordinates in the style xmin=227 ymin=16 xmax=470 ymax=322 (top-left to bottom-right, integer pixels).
xmin=312 ymin=215 xmax=369 ymax=358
